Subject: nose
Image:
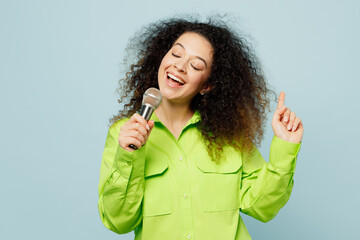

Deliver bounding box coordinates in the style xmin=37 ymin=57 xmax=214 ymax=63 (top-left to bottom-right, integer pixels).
xmin=174 ymin=60 xmax=187 ymax=73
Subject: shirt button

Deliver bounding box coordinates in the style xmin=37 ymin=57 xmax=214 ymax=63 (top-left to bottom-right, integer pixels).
xmin=184 ymin=194 xmax=188 ymax=199
xmin=178 ymin=156 xmax=183 ymax=161
xmin=186 ymin=234 xmax=192 ymax=239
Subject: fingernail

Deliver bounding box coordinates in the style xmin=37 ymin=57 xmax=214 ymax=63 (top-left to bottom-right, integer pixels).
xmin=292 ymin=125 xmax=296 ymax=132
xmin=146 ymin=124 xmax=150 ymax=131
xmin=284 ymin=116 xmax=288 ymax=122
xmin=287 ymin=124 xmax=292 ymax=130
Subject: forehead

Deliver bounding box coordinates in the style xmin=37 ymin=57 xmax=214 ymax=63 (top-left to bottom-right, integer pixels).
xmin=173 ymin=32 xmax=214 ymax=61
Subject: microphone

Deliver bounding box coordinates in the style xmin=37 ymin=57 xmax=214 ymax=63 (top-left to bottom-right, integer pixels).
xmin=129 ymin=88 xmax=162 ymax=150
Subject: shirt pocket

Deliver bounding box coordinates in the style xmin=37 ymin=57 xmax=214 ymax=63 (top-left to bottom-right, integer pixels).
xmin=142 ymin=146 xmax=172 ymax=217
xmin=194 ymin=153 xmax=242 ymax=212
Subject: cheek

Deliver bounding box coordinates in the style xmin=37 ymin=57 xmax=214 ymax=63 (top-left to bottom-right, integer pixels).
xmin=160 ymin=53 xmax=173 ymax=67
xmin=158 ymin=56 xmax=171 ymax=82
xmin=158 ymin=58 xmax=167 ymax=77
xmin=188 ymin=75 xmax=206 ymax=92
xmin=195 ymin=74 xmax=209 ymax=87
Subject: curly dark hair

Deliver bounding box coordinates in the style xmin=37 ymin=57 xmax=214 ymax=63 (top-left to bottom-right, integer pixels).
xmin=111 ymin=16 xmax=276 ymax=162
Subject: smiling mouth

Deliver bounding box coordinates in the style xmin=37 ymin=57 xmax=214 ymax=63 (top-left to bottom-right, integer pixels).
xmin=167 ymin=73 xmax=185 ymax=85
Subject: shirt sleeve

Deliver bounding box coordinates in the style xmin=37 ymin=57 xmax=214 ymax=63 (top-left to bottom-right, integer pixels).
xmin=98 ymin=121 xmax=146 ymax=234
xmin=239 ymin=135 xmax=302 ymax=222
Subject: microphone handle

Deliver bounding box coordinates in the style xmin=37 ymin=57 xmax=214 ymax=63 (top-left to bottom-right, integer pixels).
xmin=129 ymin=104 xmax=155 ymax=150
xmin=139 ymin=104 xmax=154 ymax=121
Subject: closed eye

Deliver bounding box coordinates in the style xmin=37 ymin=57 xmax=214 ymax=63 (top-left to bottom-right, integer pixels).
xmin=172 ymin=53 xmax=181 ymax=58
xmin=191 ymin=64 xmax=201 ymax=71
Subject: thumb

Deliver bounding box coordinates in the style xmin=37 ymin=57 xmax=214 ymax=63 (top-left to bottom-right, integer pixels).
xmin=148 ymin=120 xmax=155 ymax=130
xmin=145 ymin=120 xmax=155 ymax=140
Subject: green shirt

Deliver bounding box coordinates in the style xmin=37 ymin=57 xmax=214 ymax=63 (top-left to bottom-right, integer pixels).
xmin=98 ymin=112 xmax=301 ymax=240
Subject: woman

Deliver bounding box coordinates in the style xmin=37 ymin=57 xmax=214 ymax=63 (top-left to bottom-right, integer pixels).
xmin=98 ymin=17 xmax=303 ymax=240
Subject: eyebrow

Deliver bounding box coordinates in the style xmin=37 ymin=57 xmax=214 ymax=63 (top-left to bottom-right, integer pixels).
xmin=173 ymin=42 xmax=208 ymax=68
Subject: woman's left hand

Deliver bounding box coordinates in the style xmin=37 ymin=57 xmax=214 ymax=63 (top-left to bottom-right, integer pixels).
xmin=271 ymin=91 xmax=304 ymax=143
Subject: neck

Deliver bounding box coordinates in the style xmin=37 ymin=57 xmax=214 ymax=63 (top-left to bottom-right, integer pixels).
xmin=155 ymin=99 xmax=194 ymax=139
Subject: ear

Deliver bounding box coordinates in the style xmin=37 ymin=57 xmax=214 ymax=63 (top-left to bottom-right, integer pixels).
xmin=200 ymin=85 xmax=213 ymax=95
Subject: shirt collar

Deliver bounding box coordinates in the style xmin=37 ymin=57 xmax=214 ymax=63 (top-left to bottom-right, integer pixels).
xmin=189 ymin=111 xmax=201 ymax=124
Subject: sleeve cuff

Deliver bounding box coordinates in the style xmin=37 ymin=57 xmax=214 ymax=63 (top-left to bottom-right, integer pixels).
xmin=269 ymin=135 xmax=302 ymax=172
xmin=113 ymin=145 xmax=146 ymax=178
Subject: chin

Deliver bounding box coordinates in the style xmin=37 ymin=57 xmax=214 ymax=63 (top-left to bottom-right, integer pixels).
xmin=161 ymin=90 xmax=179 ymax=101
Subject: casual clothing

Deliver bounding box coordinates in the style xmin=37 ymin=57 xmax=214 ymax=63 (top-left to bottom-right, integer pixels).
xmin=98 ymin=112 xmax=301 ymax=240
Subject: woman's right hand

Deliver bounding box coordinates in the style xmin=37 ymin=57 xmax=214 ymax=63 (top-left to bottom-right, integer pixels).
xmin=118 ymin=113 xmax=155 ymax=152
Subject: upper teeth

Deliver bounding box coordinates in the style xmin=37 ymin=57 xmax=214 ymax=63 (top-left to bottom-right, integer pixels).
xmin=168 ymin=73 xmax=184 ymax=84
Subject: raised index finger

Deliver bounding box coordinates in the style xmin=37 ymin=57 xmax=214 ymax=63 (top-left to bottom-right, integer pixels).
xmin=277 ymin=91 xmax=286 ymax=110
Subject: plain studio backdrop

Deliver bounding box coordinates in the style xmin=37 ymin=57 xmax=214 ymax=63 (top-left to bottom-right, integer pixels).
xmin=1 ymin=0 xmax=359 ymax=239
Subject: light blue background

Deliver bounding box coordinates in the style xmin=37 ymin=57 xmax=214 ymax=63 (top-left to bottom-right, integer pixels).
xmin=1 ymin=0 xmax=359 ymax=239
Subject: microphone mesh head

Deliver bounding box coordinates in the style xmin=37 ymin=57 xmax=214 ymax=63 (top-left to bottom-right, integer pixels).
xmin=142 ymin=88 xmax=162 ymax=109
